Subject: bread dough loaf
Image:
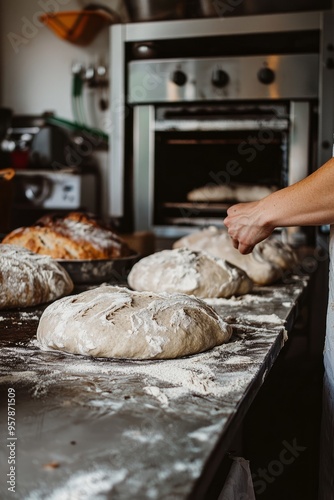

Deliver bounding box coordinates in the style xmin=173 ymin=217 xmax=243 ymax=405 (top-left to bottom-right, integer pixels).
xmin=173 ymin=227 xmax=297 ymax=286
xmin=187 ymin=184 xmax=277 ymax=203
xmin=128 ymin=248 xmax=253 ymax=298
xmin=36 ymin=285 xmax=232 ymax=359
xmin=2 ymin=212 xmax=132 ymax=260
xmin=0 ymin=244 xmax=74 ymax=309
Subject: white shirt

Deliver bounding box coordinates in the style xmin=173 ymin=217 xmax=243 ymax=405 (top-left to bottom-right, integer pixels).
xmin=325 ymin=226 xmax=334 ymax=383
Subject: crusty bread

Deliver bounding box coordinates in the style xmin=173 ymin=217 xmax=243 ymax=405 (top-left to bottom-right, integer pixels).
xmin=0 ymin=244 xmax=74 ymax=309
xmin=2 ymin=212 xmax=132 ymax=260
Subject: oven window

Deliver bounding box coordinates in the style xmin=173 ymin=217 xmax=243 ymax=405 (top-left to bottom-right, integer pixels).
xmin=153 ymin=129 xmax=288 ymax=227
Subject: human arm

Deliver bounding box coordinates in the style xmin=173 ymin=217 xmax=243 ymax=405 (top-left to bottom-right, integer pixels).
xmin=224 ymin=157 xmax=334 ymax=254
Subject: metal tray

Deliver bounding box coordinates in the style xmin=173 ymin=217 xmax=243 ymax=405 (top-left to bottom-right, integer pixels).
xmin=56 ymin=253 xmax=140 ymax=285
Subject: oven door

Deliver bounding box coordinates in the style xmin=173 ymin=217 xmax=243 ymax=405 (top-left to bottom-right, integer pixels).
xmin=133 ymin=101 xmax=311 ymax=238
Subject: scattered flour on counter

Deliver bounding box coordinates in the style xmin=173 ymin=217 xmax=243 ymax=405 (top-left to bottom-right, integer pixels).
xmin=88 ymin=399 xmax=124 ymax=412
xmin=188 ymin=421 xmax=224 ymax=442
xmin=0 ymin=341 xmax=262 ymax=406
xmin=156 ymin=458 xmax=203 ymax=481
xmin=144 ymin=386 xmax=169 ymax=407
xmin=1 ymin=314 xmax=283 ymax=410
xmin=123 ymin=427 xmax=164 ymax=444
xmin=26 ymin=468 xmax=128 ymax=500
xmin=0 ymin=371 xmax=38 ymax=385
xmin=205 ymin=295 xmax=261 ymax=306
xmin=223 ymin=355 xmax=253 ymax=365
xmin=204 ymin=290 xmax=290 ymax=307
xmin=19 ymin=311 xmax=41 ymax=320
xmin=240 ymin=313 xmax=283 ymax=325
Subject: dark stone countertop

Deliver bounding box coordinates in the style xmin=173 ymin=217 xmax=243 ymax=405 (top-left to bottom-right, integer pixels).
xmin=0 ymin=277 xmax=308 ymax=500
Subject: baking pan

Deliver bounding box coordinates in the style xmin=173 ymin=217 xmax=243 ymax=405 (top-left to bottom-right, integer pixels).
xmin=57 ymin=253 xmax=140 ymax=285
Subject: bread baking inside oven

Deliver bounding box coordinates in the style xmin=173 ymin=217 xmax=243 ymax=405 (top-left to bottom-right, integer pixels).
xmin=2 ymin=212 xmax=132 ymax=260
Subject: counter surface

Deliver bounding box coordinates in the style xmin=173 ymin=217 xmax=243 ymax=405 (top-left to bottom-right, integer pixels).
xmin=0 ymin=277 xmax=308 ymax=499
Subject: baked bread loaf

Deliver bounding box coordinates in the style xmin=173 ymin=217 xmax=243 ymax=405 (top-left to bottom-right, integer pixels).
xmin=173 ymin=227 xmax=298 ymax=286
xmin=128 ymin=248 xmax=253 ymax=298
xmin=2 ymin=212 xmax=132 ymax=260
xmin=0 ymin=244 xmax=74 ymax=309
xmin=36 ymin=285 xmax=232 ymax=359
xmin=187 ymin=183 xmax=277 ymax=203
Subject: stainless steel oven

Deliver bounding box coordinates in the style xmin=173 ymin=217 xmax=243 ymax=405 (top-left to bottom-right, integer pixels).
xmin=108 ymin=11 xmax=334 ymax=244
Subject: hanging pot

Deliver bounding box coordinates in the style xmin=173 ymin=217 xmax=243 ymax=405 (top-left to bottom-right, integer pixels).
xmin=124 ymin=0 xmax=187 ymax=22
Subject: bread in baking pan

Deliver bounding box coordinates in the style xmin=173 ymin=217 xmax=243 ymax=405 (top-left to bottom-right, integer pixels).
xmin=0 ymin=244 xmax=74 ymax=309
xmin=2 ymin=212 xmax=132 ymax=260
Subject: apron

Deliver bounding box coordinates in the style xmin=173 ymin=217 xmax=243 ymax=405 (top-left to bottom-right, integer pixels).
xmin=319 ymin=225 xmax=334 ymax=500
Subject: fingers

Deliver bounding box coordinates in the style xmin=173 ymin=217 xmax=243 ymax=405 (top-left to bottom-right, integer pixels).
xmin=225 ymin=223 xmax=255 ymax=254
xmin=231 ymin=237 xmax=239 ymax=249
xmin=230 ymin=235 xmax=254 ymax=254
xmin=237 ymin=242 xmax=254 ymax=255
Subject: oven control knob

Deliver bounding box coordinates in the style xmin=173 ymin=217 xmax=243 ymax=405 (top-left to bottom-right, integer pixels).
xmin=171 ymin=70 xmax=187 ymax=86
xmin=257 ymin=67 xmax=275 ymax=85
xmin=212 ymin=68 xmax=229 ymax=88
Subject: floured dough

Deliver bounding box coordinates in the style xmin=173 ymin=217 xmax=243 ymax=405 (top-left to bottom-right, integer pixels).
xmin=187 ymin=184 xmax=277 ymax=203
xmin=0 ymin=244 xmax=74 ymax=309
xmin=173 ymin=227 xmax=297 ymax=286
xmin=128 ymin=248 xmax=253 ymax=298
xmin=36 ymin=285 xmax=232 ymax=359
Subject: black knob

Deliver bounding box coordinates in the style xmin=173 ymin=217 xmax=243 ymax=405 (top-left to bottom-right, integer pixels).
xmin=172 ymin=70 xmax=187 ymax=86
xmin=257 ymin=67 xmax=275 ymax=85
xmin=212 ymin=68 xmax=229 ymax=88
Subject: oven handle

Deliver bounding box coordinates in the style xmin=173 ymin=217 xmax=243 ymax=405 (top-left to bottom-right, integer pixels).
xmin=154 ymin=118 xmax=289 ymax=132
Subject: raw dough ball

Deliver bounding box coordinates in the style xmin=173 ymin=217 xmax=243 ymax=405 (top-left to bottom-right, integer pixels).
xmin=128 ymin=248 xmax=253 ymax=298
xmin=173 ymin=227 xmax=297 ymax=286
xmin=187 ymin=184 xmax=277 ymax=203
xmin=0 ymin=244 xmax=74 ymax=309
xmin=36 ymin=285 xmax=232 ymax=359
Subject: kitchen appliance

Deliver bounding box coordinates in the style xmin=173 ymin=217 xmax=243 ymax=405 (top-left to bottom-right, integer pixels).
xmin=109 ymin=11 xmax=334 ymax=244
xmin=193 ymin=0 xmax=331 ymax=18
xmin=0 ymin=114 xmax=103 ymax=230
xmin=9 ymin=168 xmax=100 ymax=230
xmin=124 ymin=0 xmax=187 ymax=22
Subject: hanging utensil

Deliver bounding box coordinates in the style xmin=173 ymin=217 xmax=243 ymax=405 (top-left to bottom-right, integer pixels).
xmin=39 ymin=4 xmax=121 ymax=46
xmin=0 ymin=168 xmax=15 ymax=181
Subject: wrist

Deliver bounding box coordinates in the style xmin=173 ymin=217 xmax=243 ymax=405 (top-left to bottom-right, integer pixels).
xmin=257 ymin=197 xmax=277 ymax=231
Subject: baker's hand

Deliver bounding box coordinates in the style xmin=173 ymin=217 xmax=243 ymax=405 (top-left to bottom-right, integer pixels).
xmin=224 ymin=201 xmax=274 ymax=254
